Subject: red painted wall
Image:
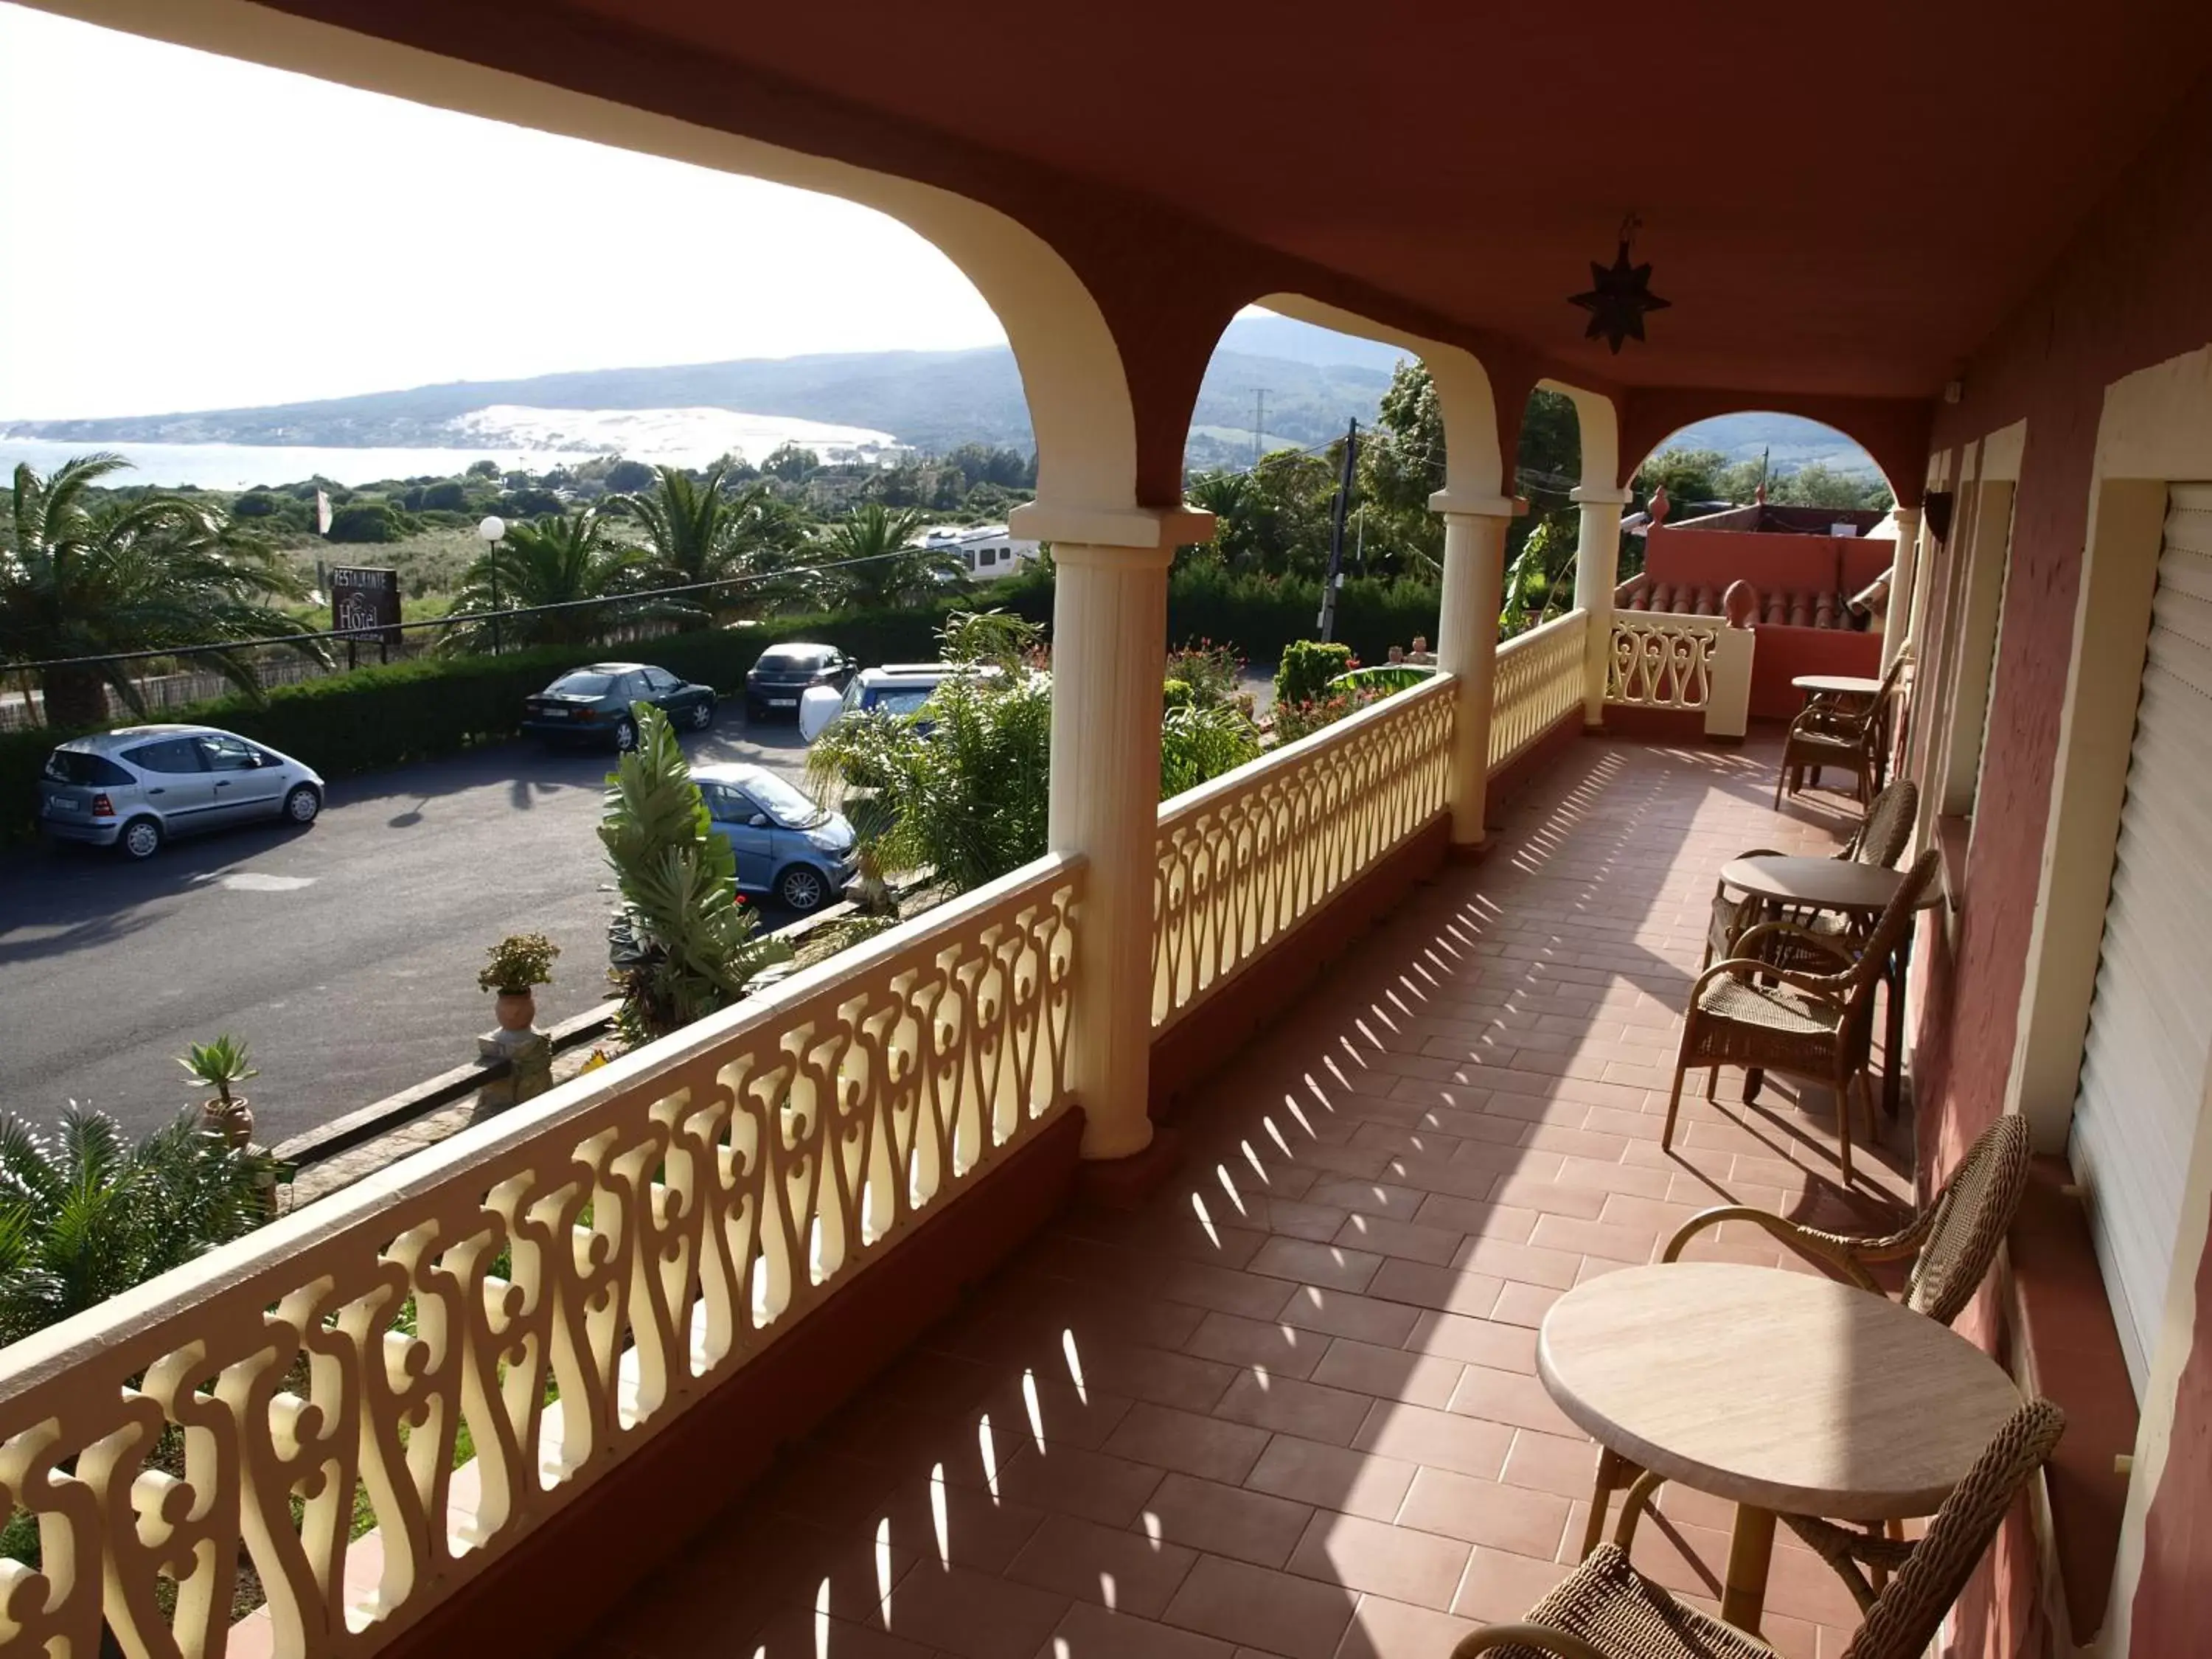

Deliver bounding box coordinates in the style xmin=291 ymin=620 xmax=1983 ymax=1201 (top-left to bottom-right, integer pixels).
xmin=1908 ymin=70 xmax=2212 ymax=1659
xmin=1645 ymin=524 xmax=1877 ymax=594
xmin=1747 ymin=625 xmax=1883 ymax=720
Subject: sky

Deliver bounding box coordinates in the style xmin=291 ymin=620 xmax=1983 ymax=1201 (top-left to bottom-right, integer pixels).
xmin=0 ymin=3 xmax=1012 ymax=422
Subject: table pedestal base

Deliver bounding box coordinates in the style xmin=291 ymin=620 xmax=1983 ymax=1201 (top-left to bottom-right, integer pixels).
xmin=1721 ymin=1504 xmax=1776 ymax=1634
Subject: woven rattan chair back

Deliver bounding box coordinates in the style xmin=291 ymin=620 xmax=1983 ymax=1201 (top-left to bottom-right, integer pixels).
xmin=1839 ymin=1399 xmax=2065 ymax=1659
xmin=1846 ymin=779 xmax=1918 ymax=869
xmin=1834 ymin=849 xmax=1939 ymax=1057
xmin=1905 ymin=1114 xmax=2032 ymax=1324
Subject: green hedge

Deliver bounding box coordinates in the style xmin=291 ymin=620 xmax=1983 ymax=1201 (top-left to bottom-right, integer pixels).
xmin=0 ymin=599 xmax=977 ymax=847
xmin=0 ymin=570 xmax=1443 ymax=847
xmin=991 ymin=565 xmax=1441 ymax=667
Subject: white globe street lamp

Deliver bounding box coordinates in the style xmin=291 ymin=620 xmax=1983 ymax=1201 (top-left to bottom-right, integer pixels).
xmin=477 ymin=514 xmax=507 ymax=654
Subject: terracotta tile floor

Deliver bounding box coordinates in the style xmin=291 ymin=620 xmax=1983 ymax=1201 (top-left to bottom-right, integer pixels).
xmin=582 ymin=737 xmax=1920 ymax=1659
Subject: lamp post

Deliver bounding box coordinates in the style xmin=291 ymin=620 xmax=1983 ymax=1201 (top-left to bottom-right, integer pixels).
xmin=477 ymin=514 xmax=507 ymax=655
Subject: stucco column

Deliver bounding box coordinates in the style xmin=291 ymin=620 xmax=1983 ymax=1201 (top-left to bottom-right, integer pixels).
xmin=1882 ymin=505 xmax=1924 ymax=672
xmin=1571 ymin=484 xmax=1633 ymax=726
xmin=1430 ymin=491 xmax=1518 ymax=849
xmin=1012 ymin=503 xmax=1213 ymax=1161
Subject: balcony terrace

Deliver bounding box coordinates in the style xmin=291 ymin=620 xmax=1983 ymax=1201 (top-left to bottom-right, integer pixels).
xmin=13 ymin=2 xmax=2212 ymax=1653
xmin=572 ymin=732 xmax=1904 ymax=1659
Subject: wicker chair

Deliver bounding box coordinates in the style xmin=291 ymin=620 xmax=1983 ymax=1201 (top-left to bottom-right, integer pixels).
xmin=1579 ymin=1114 xmax=2031 ymax=1558
xmin=1775 ymin=655 xmax=1907 ymax=808
xmin=1453 ymin=1399 xmax=2064 ymax=1659
xmin=1663 ymin=849 xmax=1939 ymax=1185
xmin=1701 ymin=781 xmax=1920 ymax=972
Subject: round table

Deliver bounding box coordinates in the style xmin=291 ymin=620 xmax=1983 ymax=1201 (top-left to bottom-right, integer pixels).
xmin=1540 ymin=1262 xmax=2020 ymax=1633
xmin=1718 ymin=855 xmax=1943 ymax=1119
xmin=1791 ymin=673 xmax=1885 ymax=700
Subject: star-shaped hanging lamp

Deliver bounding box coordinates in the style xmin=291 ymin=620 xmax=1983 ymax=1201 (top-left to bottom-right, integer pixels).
xmin=1570 ymin=216 xmax=1669 ymax=353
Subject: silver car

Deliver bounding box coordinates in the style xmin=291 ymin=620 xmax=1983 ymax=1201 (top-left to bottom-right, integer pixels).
xmin=38 ymin=724 xmax=325 ymax=859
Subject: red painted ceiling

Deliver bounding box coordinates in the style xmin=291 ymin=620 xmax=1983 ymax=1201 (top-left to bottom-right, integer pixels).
xmin=280 ymin=0 xmax=2212 ymax=403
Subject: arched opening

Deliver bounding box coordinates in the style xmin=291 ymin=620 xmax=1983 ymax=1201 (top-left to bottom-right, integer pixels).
xmin=1622 ymin=411 xmax=1903 ymax=720
xmin=1630 ymin=412 xmax=1900 ymax=519
xmin=1168 ymin=296 xmax=1509 ymax=675
xmin=17 ymin=0 xmax=1144 ymax=521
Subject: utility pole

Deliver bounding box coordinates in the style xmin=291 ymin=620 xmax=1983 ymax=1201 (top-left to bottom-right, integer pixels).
xmin=1252 ymin=389 xmax=1267 ymax=471
xmin=1318 ymin=417 xmax=1359 ymax=641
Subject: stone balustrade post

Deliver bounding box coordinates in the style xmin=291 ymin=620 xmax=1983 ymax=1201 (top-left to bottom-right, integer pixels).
xmin=1012 ymin=503 xmax=1213 ymax=1163
xmin=1430 ymin=491 xmax=1518 ymax=850
xmin=1882 ymin=505 xmax=1924 ymax=672
xmin=1571 ymin=484 xmax=1633 ymax=726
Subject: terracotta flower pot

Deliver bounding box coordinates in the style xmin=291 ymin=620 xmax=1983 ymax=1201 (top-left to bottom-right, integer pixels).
xmin=495 ymin=990 xmax=538 ymax=1032
xmin=200 ymin=1096 xmax=255 ymax=1147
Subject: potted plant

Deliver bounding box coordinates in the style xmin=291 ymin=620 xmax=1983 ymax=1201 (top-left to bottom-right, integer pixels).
xmin=179 ymin=1034 xmax=258 ymax=1147
xmin=480 ymin=932 xmax=560 ymax=1032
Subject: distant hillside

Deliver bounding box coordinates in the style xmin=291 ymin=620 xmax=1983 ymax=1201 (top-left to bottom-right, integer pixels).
xmin=7 ymin=314 xmax=1401 ymax=461
xmin=5 ymin=307 xmax=1876 ymax=477
xmin=1662 ymin=412 xmax=1879 ymax=475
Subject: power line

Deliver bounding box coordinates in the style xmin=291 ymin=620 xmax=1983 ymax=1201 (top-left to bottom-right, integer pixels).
xmin=6 ymin=545 xmax=959 ymax=675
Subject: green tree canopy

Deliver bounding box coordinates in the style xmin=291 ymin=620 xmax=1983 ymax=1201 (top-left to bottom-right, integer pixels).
xmin=1 ymin=453 xmax=317 ymax=727
xmin=810 ymin=504 xmax=964 ymax=608
xmin=605 ymin=459 xmax=779 ymax=608
xmin=443 ymin=508 xmax=656 ymax=652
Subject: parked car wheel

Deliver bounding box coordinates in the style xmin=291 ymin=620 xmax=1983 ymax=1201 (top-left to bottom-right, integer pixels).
xmin=688 ymin=700 xmax=714 ymax=731
xmin=284 ymin=784 xmax=322 ymax=825
xmin=776 ymin=864 xmax=831 ymax=914
xmin=119 ymin=817 xmax=163 ymax=860
xmin=614 ymin=716 xmax=640 ymax=751
xmin=744 ymin=698 xmax=767 ymax=723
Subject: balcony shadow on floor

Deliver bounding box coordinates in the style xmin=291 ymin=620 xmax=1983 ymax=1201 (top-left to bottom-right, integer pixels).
xmin=574 ymin=733 xmax=1907 ymax=1659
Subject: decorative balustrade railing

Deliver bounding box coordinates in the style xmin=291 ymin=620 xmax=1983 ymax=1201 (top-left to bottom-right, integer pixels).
xmin=0 ymin=852 xmax=1083 ymax=1658
xmin=1152 ymin=673 xmax=1455 ymax=1030
xmin=1604 ymin=611 xmax=1755 ymax=738
xmin=1607 ymin=610 xmax=1717 ymax=708
xmin=1487 ymin=609 xmax=1589 ymax=774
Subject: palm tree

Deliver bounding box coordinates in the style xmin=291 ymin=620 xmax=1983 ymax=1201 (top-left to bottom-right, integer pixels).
xmin=442 ymin=509 xmax=655 ymax=652
xmin=811 ymin=504 xmax=962 ymax=608
xmin=0 ymin=1106 xmax=282 ymax=1344
xmin=605 ymin=460 xmax=780 ymax=615
xmin=1 ymin=453 xmax=317 ymax=728
xmin=600 ymin=706 xmax=791 ymax=1042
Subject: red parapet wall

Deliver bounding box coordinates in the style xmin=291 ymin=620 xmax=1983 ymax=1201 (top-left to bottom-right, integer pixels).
xmin=1748 ymin=624 xmax=1883 ymax=720
xmin=1644 ymin=524 xmax=1896 ymax=599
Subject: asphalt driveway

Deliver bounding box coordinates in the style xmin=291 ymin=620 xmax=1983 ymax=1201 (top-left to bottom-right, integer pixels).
xmin=0 ymin=711 xmax=817 ymax=1144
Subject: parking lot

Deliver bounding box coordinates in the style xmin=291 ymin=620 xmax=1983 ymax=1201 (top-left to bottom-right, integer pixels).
xmin=0 ymin=710 xmax=817 ymax=1144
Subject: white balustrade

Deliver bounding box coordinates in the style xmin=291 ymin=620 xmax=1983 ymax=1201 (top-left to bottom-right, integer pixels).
xmin=1604 ymin=611 xmax=1756 ymax=738
xmin=0 ymin=853 xmax=1083 ymax=1658
xmin=1487 ymin=610 xmax=1589 ymax=774
xmin=1152 ymin=675 xmax=1455 ymax=1030
xmin=1607 ymin=611 xmax=1717 ymax=708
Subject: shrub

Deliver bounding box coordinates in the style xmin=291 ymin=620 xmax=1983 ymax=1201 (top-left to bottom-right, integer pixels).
xmin=1272 ymin=687 xmax=1385 ymax=744
xmin=0 ymin=1107 xmax=285 ymax=1344
xmin=479 ymin=932 xmax=560 ymax=994
xmin=1164 ymin=639 xmax=1244 ymax=709
xmin=326 ymin=500 xmax=400 ymax=543
xmin=1276 ymin=640 xmax=1354 ymax=705
xmin=1160 ymin=703 xmax=1264 ymax=799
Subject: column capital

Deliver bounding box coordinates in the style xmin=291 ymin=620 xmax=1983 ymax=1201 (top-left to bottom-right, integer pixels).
xmin=1427 ymin=490 xmax=1523 ymax=519
xmin=1009 ymin=501 xmax=1214 ymax=551
xmin=1571 ymin=485 xmax=1635 ymax=507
